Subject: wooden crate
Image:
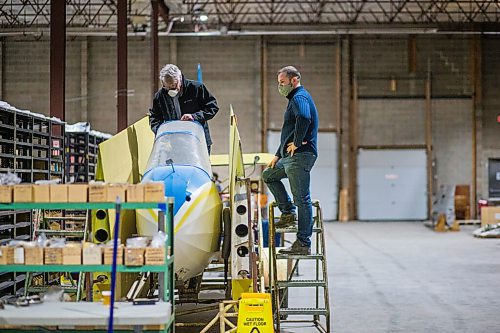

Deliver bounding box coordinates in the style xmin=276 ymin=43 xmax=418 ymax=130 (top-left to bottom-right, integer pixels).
xmin=145 ymin=248 xmax=165 ymax=265
xmin=24 ymin=247 xmax=44 ymax=265
xmin=125 ymin=248 xmax=145 ymax=266
xmin=103 ymin=245 xmax=124 ymax=265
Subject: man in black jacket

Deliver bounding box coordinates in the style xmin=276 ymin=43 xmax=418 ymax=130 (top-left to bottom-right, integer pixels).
xmin=149 ymin=64 xmax=219 ymax=153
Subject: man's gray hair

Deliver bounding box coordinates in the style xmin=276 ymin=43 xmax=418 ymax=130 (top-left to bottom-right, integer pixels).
xmin=159 ymin=64 xmax=182 ymax=83
xmin=278 ymin=66 xmax=301 ymax=80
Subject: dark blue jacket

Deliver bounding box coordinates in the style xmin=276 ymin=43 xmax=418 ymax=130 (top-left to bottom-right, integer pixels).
xmin=276 ymin=86 xmax=319 ymax=158
xmin=149 ymin=75 xmax=219 ymax=146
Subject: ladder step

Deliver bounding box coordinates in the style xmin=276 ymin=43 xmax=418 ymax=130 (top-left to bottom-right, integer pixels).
xmin=35 ymin=230 xmax=85 ymax=237
xmin=277 ymin=280 xmax=326 ymax=287
xmin=280 ymin=308 xmax=328 ymax=316
xmin=276 ymin=254 xmax=324 ymax=260
xmin=275 ymin=227 xmax=322 ymax=233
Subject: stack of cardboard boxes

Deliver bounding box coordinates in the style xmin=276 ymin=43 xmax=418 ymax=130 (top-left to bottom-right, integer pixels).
xmin=0 ymin=241 xmax=165 ymax=266
xmin=0 ymin=182 xmax=165 ymax=203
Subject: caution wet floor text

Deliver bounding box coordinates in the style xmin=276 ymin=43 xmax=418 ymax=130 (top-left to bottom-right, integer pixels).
xmin=237 ymin=293 xmax=273 ymax=333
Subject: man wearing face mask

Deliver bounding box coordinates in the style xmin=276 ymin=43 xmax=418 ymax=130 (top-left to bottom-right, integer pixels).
xmin=262 ymin=66 xmax=319 ymax=255
xmin=148 ymin=64 xmax=219 ymax=153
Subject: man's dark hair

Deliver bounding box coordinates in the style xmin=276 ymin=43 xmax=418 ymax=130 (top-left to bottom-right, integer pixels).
xmin=278 ymin=66 xmax=301 ymax=80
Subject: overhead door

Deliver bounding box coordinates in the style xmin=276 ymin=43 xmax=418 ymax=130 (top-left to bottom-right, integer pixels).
xmin=357 ymin=149 xmax=427 ymax=220
xmin=267 ymin=131 xmax=338 ymax=221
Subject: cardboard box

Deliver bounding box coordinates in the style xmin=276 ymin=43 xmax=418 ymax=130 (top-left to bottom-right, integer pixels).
xmin=68 ymin=184 xmax=88 ymax=203
xmin=63 ymin=244 xmax=82 ymax=265
xmin=107 ymin=184 xmax=127 ymax=202
xmin=145 ymin=247 xmax=165 ymax=265
xmin=44 ymin=247 xmax=63 ymax=265
xmin=125 ymin=248 xmax=145 ymax=266
xmin=13 ymin=184 xmax=33 ymax=202
xmin=104 ymin=245 xmax=124 ymax=265
xmin=33 ymin=185 xmax=50 ymax=203
xmin=0 ymin=185 xmax=12 ymax=203
xmin=481 ymin=206 xmax=500 ymax=227
xmin=0 ymin=246 xmax=14 ymax=265
xmin=50 ymin=184 xmax=68 ymax=203
xmin=127 ymin=184 xmax=144 ymax=202
xmin=89 ymin=183 xmax=107 ymax=202
xmin=144 ymin=183 xmax=165 ymax=202
xmin=24 ymin=247 xmax=43 ymax=265
xmin=82 ymin=243 xmax=102 ymax=265
xmin=13 ymin=247 xmax=24 ymax=264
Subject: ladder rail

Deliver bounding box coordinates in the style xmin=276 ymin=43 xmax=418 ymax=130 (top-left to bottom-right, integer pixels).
xmin=315 ymin=206 xmax=321 ymax=317
xmin=268 ymin=201 xmax=281 ymax=332
xmin=315 ymin=202 xmax=331 ymax=330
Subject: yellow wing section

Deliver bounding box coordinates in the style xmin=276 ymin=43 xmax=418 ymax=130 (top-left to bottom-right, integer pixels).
xmin=97 ymin=117 xmax=155 ymax=183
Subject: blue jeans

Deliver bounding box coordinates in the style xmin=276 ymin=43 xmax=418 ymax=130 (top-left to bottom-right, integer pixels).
xmin=262 ymin=152 xmax=317 ymax=247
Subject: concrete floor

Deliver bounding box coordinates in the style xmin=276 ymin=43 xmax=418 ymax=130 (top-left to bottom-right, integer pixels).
xmin=176 ymin=222 xmax=500 ymax=333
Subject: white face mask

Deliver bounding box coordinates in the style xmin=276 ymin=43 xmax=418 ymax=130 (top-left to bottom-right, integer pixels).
xmin=168 ymin=89 xmax=179 ymax=97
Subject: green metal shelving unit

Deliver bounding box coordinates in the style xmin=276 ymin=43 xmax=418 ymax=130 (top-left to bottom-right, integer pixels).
xmin=0 ymin=200 xmax=175 ymax=333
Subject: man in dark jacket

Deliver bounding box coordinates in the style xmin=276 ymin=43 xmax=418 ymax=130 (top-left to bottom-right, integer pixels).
xmin=149 ymin=64 xmax=219 ymax=153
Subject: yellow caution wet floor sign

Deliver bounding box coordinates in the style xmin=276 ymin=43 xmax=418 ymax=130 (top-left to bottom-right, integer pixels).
xmin=237 ymin=293 xmax=274 ymax=333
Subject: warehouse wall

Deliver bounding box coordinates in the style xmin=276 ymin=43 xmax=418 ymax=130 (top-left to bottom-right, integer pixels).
xmin=353 ymin=36 xmax=474 ymax=209
xmin=418 ymin=37 xmax=471 ymax=97
xmin=432 ymin=99 xmax=473 ymax=194
xmin=2 ymin=40 xmax=50 ymax=114
xmin=355 ymin=38 xmax=408 ymax=75
xmin=266 ymin=38 xmax=338 ymax=131
xmin=176 ymin=37 xmax=261 ymax=154
xmin=86 ymin=38 xmax=170 ymax=134
xmin=0 ymin=35 xmax=497 ymax=213
xmin=358 ymin=99 xmax=426 ymax=146
xmin=65 ymin=41 xmax=83 ymax=124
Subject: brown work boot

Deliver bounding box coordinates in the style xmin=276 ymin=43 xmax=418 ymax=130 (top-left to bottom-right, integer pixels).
xmin=274 ymin=213 xmax=297 ymax=228
xmin=279 ymin=240 xmax=311 ymax=255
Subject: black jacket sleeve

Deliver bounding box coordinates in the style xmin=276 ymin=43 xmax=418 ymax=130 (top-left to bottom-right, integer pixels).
xmin=191 ymin=84 xmax=219 ymax=123
xmin=148 ymin=94 xmax=163 ymax=134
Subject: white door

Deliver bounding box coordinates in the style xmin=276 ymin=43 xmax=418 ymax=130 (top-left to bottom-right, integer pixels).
xmin=357 ymin=149 xmax=427 ymax=220
xmin=267 ymin=131 xmax=338 ymax=221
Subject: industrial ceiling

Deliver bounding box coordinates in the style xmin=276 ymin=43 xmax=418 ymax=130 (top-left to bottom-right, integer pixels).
xmin=0 ymin=1 xmax=499 ymax=34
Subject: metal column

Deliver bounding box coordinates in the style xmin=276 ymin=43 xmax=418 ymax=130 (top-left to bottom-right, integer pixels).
xmin=50 ymin=0 xmax=66 ymax=121
xmin=117 ymin=0 xmax=128 ymax=131
xmin=150 ymin=0 xmax=159 ymax=97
